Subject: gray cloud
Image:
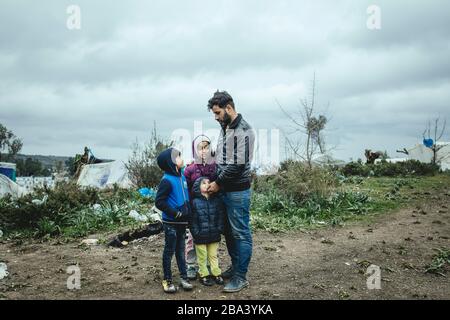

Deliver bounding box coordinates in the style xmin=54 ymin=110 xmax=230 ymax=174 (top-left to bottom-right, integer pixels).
xmin=1 ymin=0 xmax=449 ymax=162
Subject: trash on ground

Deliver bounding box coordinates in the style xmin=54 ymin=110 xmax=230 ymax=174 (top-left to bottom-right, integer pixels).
xmin=81 ymin=239 xmax=99 ymax=246
xmin=31 ymin=194 xmax=48 ymax=206
xmin=129 ymin=210 xmax=148 ymax=222
xmin=0 ymin=263 xmax=9 ymax=280
xmin=108 ymin=222 xmax=163 ymax=248
xmin=138 ymin=187 xmax=156 ymax=199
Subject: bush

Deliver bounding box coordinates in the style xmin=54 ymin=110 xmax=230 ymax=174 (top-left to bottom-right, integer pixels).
xmin=126 ymin=125 xmax=172 ymax=188
xmin=340 ymin=160 xmax=439 ymax=177
xmin=251 ymin=160 xmax=373 ymax=232
xmin=0 ymin=182 xmax=151 ymax=238
xmin=0 ymin=181 xmax=100 ymax=232
xmin=254 ymin=160 xmax=339 ymax=203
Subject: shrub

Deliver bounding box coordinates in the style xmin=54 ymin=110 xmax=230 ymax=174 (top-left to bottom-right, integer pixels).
xmin=0 ymin=182 xmax=150 ymax=238
xmin=340 ymin=160 xmax=439 ymax=177
xmin=254 ymin=160 xmax=339 ymax=203
xmin=126 ymin=126 xmax=172 ymax=188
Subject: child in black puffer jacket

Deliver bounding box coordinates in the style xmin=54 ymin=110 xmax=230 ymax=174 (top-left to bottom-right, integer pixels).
xmin=190 ymin=176 xmax=226 ymax=286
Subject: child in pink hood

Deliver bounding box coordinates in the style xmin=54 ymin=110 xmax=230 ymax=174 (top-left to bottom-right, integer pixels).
xmin=183 ymin=135 xmax=217 ymax=279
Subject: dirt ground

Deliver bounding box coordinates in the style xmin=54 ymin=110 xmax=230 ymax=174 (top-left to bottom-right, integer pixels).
xmin=1 ymin=189 xmax=449 ymax=300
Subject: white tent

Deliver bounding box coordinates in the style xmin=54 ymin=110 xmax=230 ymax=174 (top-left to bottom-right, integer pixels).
xmin=374 ymin=158 xmax=408 ymax=164
xmin=0 ymin=174 xmax=26 ymax=198
xmin=77 ymin=161 xmax=133 ymax=189
xmin=407 ymin=142 xmax=450 ymax=171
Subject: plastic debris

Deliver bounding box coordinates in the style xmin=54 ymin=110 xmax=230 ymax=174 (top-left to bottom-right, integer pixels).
xmin=149 ymin=212 xmax=162 ymax=222
xmin=31 ymin=194 xmax=48 ymax=206
xmin=148 ymin=205 xmax=162 ymax=222
xmin=129 ymin=210 xmax=148 ymax=222
xmin=92 ymin=203 xmax=102 ymax=211
xmin=81 ymin=239 xmax=99 ymax=246
xmin=423 ymin=138 xmax=434 ymax=148
xmin=138 ymin=187 xmax=156 ymax=198
xmin=0 ymin=263 xmax=9 ymax=280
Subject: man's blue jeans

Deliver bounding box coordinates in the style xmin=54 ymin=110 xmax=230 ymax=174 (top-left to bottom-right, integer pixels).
xmin=222 ymin=189 xmax=252 ymax=280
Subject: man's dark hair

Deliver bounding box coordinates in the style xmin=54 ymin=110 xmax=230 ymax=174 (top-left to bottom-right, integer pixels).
xmin=207 ymin=90 xmax=235 ymax=110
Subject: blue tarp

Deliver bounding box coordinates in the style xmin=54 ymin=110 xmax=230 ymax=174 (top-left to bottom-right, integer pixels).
xmin=138 ymin=187 xmax=156 ymax=199
xmin=423 ymin=138 xmax=434 ymax=148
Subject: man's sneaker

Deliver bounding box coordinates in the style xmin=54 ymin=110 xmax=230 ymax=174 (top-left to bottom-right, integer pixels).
xmin=180 ymin=278 xmax=193 ymax=291
xmin=162 ymin=280 xmax=177 ymax=293
xmin=187 ymin=266 xmax=197 ymax=280
xmin=199 ymin=276 xmax=214 ymax=286
xmin=223 ymin=276 xmax=249 ymax=293
xmin=212 ymin=275 xmax=224 ymax=285
xmin=221 ymin=266 xmax=234 ymax=279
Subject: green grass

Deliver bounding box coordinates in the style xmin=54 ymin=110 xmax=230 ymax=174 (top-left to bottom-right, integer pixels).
xmin=425 ymin=248 xmax=450 ymax=276
xmin=251 ymin=174 xmax=450 ymax=233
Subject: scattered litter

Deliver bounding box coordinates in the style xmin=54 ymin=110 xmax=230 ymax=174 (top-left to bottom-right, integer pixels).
xmin=0 ymin=263 xmax=9 ymax=280
xmin=129 ymin=210 xmax=148 ymax=222
xmin=345 ymin=262 xmax=351 ymax=266
xmin=107 ymin=222 xmax=163 ymax=248
xmin=81 ymin=239 xmax=99 ymax=246
xmin=321 ymin=238 xmax=334 ymax=245
xmin=0 ymin=230 xmax=3 ymax=238
xmin=148 ymin=205 xmax=162 ymax=222
xmin=31 ymin=194 xmax=48 ymax=206
xmin=92 ymin=203 xmax=102 ymax=211
xmin=138 ymin=187 xmax=156 ymax=199
xmin=149 ymin=212 xmax=162 ymax=222
xmin=121 ymin=241 xmax=129 ymax=246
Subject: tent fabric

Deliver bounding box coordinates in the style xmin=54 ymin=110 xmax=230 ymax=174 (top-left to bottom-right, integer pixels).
xmin=77 ymin=161 xmax=133 ymax=189
xmin=0 ymin=174 xmax=25 ymax=198
xmin=407 ymin=142 xmax=450 ymax=171
xmin=0 ymin=162 xmax=17 ymax=182
xmin=374 ymin=158 xmax=408 ymax=164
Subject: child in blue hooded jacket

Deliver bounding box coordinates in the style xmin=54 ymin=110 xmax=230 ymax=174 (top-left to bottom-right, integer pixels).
xmin=155 ymin=148 xmax=193 ymax=294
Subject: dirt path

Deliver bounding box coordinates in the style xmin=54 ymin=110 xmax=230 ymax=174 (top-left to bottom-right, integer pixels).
xmin=1 ymin=190 xmax=449 ymax=300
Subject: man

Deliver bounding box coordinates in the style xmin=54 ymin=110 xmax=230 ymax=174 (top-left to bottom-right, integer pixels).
xmin=206 ymin=90 xmax=255 ymax=293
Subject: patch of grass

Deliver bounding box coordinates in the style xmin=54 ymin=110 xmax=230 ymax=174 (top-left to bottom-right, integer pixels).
xmin=425 ymin=248 xmax=450 ymax=276
xmin=251 ymin=190 xmax=373 ymax=232
xmin=251 ymin=174 xmax=450 ymax=233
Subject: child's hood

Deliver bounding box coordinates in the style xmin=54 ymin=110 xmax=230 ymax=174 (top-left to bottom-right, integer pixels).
xmin=193 ymin=176 xmax=209 ymax=199
xmin=192 ymin=134 xmax=215 ymax=164
xmin=157 ymin=148 xmax=181 ymax=176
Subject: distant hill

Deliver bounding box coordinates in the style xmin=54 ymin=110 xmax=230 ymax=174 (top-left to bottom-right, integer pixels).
xmin=13 ymin=154 xmax=72 ymax=169
xmin=7 ymin=154 xmax=113 ymax=170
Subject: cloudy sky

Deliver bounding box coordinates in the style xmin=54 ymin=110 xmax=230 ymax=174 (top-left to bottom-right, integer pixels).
xmin=1 ymin=0 xmax=449 ymax=163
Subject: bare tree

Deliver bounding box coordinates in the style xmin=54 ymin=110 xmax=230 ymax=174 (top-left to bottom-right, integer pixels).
xmin=423 ymin=117 xmax=447 ymax=165
xmin=126 ymin=122 xmax=172 ymax=188
xmin=278 ymin=74 xmax=329 ymax=169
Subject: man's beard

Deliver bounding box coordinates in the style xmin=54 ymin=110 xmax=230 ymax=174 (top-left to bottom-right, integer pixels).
xmin=218 ymin=112 xmax=232 ymax=128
